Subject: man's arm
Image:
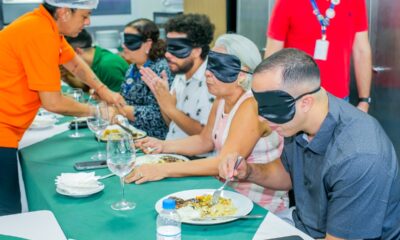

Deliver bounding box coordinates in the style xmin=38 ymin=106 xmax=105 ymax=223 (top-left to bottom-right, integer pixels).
xmin=352 ymin=31 xmax=372 ymax=113
xmin=264 ymin=37 xmax=285 ymax=59
xmin=246 ymin=160 xmax=292 ymax=191
xmin=219 ymin=153 xmax=292 ymax=191
xmin=165 ymin=107 xmax=204 ymax=136
xmin=160 ymin=110 xmax=172 ymax=126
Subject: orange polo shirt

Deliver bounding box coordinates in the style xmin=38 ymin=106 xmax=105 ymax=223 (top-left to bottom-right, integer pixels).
xmin=0 ymin=5 xmax=75 ymax=148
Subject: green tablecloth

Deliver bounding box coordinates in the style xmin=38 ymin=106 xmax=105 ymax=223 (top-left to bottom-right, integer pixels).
xmin=20 ymin=129 xmax=267 ymax=240
xmin=0 ymin=235 xmax=26 ymax=240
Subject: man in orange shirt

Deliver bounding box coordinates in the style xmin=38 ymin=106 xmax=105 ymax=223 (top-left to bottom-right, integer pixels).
xmin=0 ymin=0 xmax=125 ymax=215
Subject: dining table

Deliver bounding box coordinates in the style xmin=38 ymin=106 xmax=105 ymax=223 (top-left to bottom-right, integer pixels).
xmin=17 ymin=117 xmax=313 ymax=240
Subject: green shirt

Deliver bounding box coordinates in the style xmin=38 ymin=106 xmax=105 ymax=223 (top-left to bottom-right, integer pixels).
xmin=91 ymin=46 xmax=128 ymax=92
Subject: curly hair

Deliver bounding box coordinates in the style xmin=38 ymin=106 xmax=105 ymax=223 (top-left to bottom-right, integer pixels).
xmin=125 ymin=18 xmax=166 ymax=61
xmin=165 ymin=14 xmax=215 ymax=60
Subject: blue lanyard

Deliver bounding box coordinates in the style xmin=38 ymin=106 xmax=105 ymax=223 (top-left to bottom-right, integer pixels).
xmin=310 ymin=0 xmax=338 ymax=40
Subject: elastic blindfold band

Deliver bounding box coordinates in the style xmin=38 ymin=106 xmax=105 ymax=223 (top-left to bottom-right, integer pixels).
xmin=166 ymin=38 xmax=193 ymax=58
xmin=206 ymin=51 xmax=253 ymax=83
xmin=124 ymin=33 xmax=144 ymax=51
xmin=252 ymin=86 xmax=321 ymax=124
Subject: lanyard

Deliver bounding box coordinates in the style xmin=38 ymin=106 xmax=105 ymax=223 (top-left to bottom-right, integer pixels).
xmin=310 ymin=0 xmax=340 ymax=40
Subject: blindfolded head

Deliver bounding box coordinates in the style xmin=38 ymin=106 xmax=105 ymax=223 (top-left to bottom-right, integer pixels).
xmin=166 ymin=38 xmax=193 ymax=59
xmin=123 ymin=33 xmax=145 ymax=51
xmin=252 ymin=86 xmax=321 ymax=124
xmin=206 ymin=51 xmax=252 ymax=83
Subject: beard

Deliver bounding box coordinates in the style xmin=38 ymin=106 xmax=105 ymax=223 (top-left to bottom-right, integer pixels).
xmin=168 ymin=58 xmax=195 ymax=75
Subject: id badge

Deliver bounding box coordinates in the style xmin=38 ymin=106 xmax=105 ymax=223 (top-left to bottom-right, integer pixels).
xmin=314 ymin=39 xmax=329 ymax=61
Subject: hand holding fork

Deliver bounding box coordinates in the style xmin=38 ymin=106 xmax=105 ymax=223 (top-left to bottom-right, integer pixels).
xmin=211 ymin=156 xmax=244 ymax=205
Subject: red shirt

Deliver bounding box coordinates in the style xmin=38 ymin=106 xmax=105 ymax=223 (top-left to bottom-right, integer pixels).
xmin=267 ymin=0 xmax=368 ymax=98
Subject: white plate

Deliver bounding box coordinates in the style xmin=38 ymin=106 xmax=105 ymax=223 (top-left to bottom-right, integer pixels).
xmin=29 ymin=116 xmax=57 ymax=130
xmin=56 ymin=183 xmax=104 ymax=198
xmin=155 ymin=189 xmax=253 ymax=225
xmin=100 ymin=124 xmax=147 ymax=141
xmin=136 ymin=154 xmax=189 ymax=166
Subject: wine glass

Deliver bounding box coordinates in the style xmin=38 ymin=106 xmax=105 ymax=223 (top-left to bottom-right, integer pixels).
xmin=107 ymin=132 xmax=136 ymax=211
xmin=87 ymin=101 xmax=109 ymax=160
xmin=67 ymin=88 xmax=85 ymax=138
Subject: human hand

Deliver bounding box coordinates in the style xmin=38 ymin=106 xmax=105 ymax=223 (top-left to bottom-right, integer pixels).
xmin=140 ymin=67 xmax=170 ymax=92
xmin=357 ymin=102 xmax=369 ymax=113
xmin=154 ymin=83 xmax=176 ymax=111
xmin=135 ymin=137 xmax=164 ymax=154
xmin=106 ymin=105 xmax=118 ymax=122
xmin=140 ymin=67 xmax=173 ymax=104
xmin=218 ymin=153 xmax=249 ymax=181
xmin=125 ymin=164 xmax=167 ymax=184
xmin=96 ymin=87 xmax=127 ymax=116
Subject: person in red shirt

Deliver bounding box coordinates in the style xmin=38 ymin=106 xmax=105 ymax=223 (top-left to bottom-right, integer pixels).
xmin=0 ymin=0 xmax=124 ymax=215
xmin=265 ymin=0 xmax=372 ymax=112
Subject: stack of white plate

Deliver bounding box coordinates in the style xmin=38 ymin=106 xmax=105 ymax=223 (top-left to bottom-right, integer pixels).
xmin=55 ymin=172 xmax=104 ymax=197
xmin=95 ymin=30 xmax=121 ymax=49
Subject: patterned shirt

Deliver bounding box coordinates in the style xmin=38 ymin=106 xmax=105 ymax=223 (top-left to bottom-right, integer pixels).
xmin=120 ymin=58 xmax=173 ymax=139
xmin=165 ymin=60 xmax=214 ymax=140
xmin=212 ymin=91 xmax=289 ymax=213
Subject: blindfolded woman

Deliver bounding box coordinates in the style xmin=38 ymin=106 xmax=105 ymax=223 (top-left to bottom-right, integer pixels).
xmin=119 ymin=18 xmax=174 ymax=139
xmin=129 ymin=34 xmax=288 ymax=213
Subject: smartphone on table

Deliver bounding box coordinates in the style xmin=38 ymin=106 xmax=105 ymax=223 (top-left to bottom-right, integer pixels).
xmin=74 ymin=160 xmax=107 ymax=171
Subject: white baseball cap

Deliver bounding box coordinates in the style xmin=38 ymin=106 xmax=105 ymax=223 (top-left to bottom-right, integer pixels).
xmin=44 ymin=0 xmax=99 ymax=9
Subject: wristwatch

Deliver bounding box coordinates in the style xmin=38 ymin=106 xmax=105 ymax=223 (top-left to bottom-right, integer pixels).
xmin=359 ymin=97 xmax=372 ymax=104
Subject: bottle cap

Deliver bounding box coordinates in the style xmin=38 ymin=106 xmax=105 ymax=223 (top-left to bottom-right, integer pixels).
xmin=162 ymin=198 xmax=176 ymax=210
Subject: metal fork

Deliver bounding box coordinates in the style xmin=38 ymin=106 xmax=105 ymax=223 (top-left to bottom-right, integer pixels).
xmin=211 ymin=156 xmax=244 ymax=205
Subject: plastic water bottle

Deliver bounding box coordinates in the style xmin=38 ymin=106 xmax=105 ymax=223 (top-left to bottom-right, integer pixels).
xmin=157 ymin=198 xmax=181 ymax=240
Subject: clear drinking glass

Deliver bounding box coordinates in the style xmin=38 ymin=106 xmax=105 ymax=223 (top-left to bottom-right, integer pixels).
xmin=106 ymin=132 xmax=136 ymax=211
xmin=67 ymin=88 xmax=85 ymax=138
xmin=87 ymin=101 xmax=109 ymax=160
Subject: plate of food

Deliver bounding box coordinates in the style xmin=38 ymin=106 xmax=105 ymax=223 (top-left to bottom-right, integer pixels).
xmin=155 ymin=189 xmax=253 ymax=225
xmin=135 ymin=154 xmax=189 ymax=166
xmin=100 ymin=124 xmax=147 ymax=141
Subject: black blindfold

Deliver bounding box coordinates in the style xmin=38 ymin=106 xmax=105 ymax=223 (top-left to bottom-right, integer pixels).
xmin=124 ymin=33 xmax=144 ymax=51
xmin=206 ymin=51 xmax=252 ymax=83
xmin=166 ymin=38 xmax=193 ymax=59
xmin=252 ymin=87 xmax=321 ymax=124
